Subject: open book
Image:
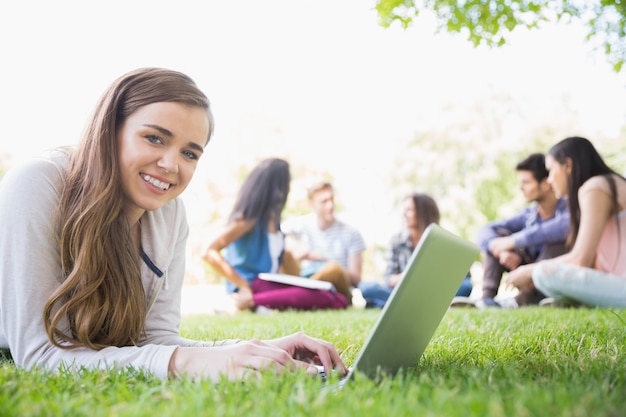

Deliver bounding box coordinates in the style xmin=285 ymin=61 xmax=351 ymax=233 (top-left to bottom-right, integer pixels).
xmin=258 ymin=273 xmax=336 ymax=291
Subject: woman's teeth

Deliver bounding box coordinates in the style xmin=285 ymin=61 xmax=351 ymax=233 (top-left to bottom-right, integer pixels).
xmin=141 ymin=174 xmax=171 ymax=191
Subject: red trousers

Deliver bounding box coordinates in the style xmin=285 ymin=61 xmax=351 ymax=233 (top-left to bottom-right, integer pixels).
xmin=251 ymin=278 xmax=348 ymax=311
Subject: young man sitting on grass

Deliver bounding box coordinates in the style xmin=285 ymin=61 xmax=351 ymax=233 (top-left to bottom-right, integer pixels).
xmin=475 ymin=153 xmax=569 ymax=309
xmin=282 ymin=180 xmax=366 ymax=305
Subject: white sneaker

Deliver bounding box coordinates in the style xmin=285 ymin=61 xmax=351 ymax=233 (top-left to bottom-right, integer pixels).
xmin=496 ymin=297 xmax=519 ymax=309
xmin=538 ymin=297 xmax=556 ymax=307
xmin=538 ymin=297 xmax=581 ymax=308
xmin=254 ymin=305 xmax=276 ymax=315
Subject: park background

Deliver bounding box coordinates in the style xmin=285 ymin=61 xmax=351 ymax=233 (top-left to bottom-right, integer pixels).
xmin=1 ymin=0 xmax=625 ymax=302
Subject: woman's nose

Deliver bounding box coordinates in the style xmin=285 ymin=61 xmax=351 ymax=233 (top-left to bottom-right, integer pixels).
xmin=157 ymin=152 xmax=179 ymax=174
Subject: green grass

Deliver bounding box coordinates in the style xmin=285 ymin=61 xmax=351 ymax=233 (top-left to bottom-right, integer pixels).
xmin=1 ymin=308 xmax=625 ymax=417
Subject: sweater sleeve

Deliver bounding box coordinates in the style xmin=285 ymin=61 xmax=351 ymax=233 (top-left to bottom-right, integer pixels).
xmin=511 ymin=214 xmax=570 ymax=248
xmin=0 ymin=157 xmax=182 ymax=380
xmin=511 ymin=200 xmax=570 ymax=248
xmin=475 ymin=209 xmax=527 ymax=252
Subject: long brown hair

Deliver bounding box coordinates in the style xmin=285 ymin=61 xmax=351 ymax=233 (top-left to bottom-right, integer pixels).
xmin=228 ymin=158 xmax=291 ymax=230
xmin=43 ymin=68 xmax=213 ymax=349
xmin=547 ymin=136 xmax=623 ymax=246
xmin=408 ymin=192 xmax=440 ymax=233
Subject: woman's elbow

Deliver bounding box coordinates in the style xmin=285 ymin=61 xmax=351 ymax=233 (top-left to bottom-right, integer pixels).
xmin=202 ymin=248 xmax=221 ymax=268
xmin=566 ymin=252 xmax=595 ymax=268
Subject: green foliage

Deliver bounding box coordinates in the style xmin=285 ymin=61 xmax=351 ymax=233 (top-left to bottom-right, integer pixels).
xmin=601 ymin=128 xmax=626 ymax=174
xmin=375 ymin=0 xmax=626 ymax=72
xmin=473 ymin=154 xmax=518 ymax=222
xmin=1 ymin=308 xmax=625 ymax=416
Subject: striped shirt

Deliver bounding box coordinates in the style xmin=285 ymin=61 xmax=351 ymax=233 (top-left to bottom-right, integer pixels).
xmin=283 ymin=214 xmax=366 ymax=274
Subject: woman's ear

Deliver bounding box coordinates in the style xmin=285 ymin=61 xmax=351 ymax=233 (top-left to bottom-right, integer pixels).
xmin=564 ymin=157 xmax=573 ymax=175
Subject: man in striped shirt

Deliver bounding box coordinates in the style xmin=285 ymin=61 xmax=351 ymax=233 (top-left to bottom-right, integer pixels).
xmin=282 ymin=180 xmax=366 ymax=293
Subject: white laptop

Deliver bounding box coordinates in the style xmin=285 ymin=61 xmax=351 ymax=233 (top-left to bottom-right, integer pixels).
xmin=321 ymin=223 xmax=479 ymax=385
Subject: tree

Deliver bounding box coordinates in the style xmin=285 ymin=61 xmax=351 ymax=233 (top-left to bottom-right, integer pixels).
xmin=375 ymin=0 xmax=626 ymax=72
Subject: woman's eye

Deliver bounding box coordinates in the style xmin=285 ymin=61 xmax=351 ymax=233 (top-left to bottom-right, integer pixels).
xmin=183 ymin=150 xmax=198 ymax=160
xmin=146 ymin=135 xmax=163 ymax=144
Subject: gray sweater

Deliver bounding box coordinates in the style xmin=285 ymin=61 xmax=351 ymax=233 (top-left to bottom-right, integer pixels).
xmin=0 ymin=153 xmax=225 ymax=379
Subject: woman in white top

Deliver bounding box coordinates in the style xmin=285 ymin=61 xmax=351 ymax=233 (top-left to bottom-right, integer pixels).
xmin=507 ymin=136 xmax=626 ymax=307
xmin=0 ymin=68 xmax=347 ymax=381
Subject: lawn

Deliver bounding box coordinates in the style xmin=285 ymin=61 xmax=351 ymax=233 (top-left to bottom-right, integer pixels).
xmin=1 ymin=307 xmax=625 ymax=417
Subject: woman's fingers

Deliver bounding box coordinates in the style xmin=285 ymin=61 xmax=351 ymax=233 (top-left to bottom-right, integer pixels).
xmin=172 ymin=334 xmax=345 ymax=382
xmin=230 ymin=340 xmax=298 ymax=373
xmin=300 ymin=335 xmax=348 ymax=376
xmin=267 ymin=332 xmax=348 ymax=376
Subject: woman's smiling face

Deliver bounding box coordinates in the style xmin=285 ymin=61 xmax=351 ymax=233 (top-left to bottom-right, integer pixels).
xmin=117 ymin=101 xmax=210 ymax=221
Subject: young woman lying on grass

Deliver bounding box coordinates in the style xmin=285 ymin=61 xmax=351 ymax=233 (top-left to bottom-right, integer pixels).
xmin=0 ymin=68 xmax=347 ymax=381
xmin=506 ymin=136 xmax=626 ymax=308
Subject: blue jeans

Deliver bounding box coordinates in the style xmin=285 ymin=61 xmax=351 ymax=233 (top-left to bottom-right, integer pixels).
xmin=359 ymin=274 xmax=473 ymax=308
xmin=533 ymin=260 xmax=626 ymax=308
xmin=456 ymin=275 xmax=473 ymax=297
xmin=357 ymin=281 xmax=393 ymax=308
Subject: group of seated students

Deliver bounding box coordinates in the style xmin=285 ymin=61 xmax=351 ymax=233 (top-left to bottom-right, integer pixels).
xmin=202 ymin=136 xmax=626 ymax=312
xmin=202 ymin=165 xmax=365 ymax=312
xmin=201 ymin=161 xmax=472 ymax=313
xmin=471 ymin=139 xmax=626 ymax=309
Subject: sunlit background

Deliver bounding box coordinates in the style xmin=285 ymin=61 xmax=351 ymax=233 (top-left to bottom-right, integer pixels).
xmin=2 ymin=1 xmax=625 ymax=300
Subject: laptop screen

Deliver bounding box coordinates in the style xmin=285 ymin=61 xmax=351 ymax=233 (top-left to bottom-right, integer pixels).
xmin=348 ymin=224 xmax=479 ymax=380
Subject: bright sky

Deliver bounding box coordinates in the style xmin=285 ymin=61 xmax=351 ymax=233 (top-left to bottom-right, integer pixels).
xmin=2 ymin=0 xmax=625 ymax=252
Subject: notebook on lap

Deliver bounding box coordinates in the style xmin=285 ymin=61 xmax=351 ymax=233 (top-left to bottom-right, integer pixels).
xmin=321 ymin=223 xmax=479 ymax=384
xmin=258 ymin=272 xmax=335 ymax=291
